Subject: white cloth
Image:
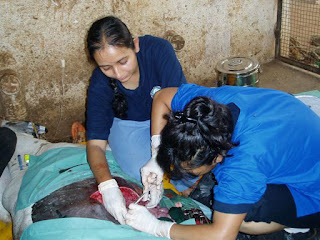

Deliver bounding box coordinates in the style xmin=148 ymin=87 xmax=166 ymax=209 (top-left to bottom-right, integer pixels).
xmin=2 ymin=131 xmax=81 ymax=240
xmin=295 ymin=95 xmax=320 ymax=116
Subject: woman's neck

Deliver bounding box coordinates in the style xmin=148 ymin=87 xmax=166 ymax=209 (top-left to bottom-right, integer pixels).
xmin=121 ymin=67 xmax=140 ymax=90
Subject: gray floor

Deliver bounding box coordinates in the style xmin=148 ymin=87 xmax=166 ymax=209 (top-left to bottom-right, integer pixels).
xmin=259 ymin=60 xmax=320 ymax=94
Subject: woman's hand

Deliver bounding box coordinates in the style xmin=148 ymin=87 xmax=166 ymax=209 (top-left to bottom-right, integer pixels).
xmin=98 ymin=179 xmax=127 ymax=224
xmin=126 ymin=203 xmax=174 ymax=238
xmin=140 ymin=135 xmax=164 ymax=207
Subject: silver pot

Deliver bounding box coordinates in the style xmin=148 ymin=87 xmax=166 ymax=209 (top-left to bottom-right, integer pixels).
xmin=216 ymin=56 xmax=260 ymax=87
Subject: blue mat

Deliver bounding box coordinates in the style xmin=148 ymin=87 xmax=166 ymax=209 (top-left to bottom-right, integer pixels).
xmin=16 ymin=147 xmax=205 ymax=239
xmin=20 ymin=217 xmax=196 ymax=240
xmin=15 ymin=147 xmax=140 ymax=212
xmin=295 ymin=90 xmax=320 ymax=97
xmin=15 ymin=146 xmax=202 ymax=239
xmin=20 ymin=218 xmax=168 ymax=240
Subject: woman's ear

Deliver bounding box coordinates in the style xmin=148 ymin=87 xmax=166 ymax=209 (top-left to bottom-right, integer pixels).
xmin=133 ymin=37 xmax=140 ymax=53
xmin=214 ymin=155 xmax=224 ymax=164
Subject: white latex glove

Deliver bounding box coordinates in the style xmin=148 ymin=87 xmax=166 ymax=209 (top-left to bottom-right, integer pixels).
xmin=126 ymin=203 xmax=175 ymax=238
xmin=140 ymin=135 xmax=164 ymax=208
xmin=98 ymin=179 xmax=127 ymax=225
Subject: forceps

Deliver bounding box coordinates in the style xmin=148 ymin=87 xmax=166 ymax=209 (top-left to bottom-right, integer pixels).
xmin=134 ymin=191 xmax=149 ymax=204
xmin=134 ymin=185 xmax=156 ymax=204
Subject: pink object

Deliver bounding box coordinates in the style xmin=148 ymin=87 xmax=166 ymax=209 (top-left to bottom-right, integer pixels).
xmin=90 ymin=187 xmax=170 ymax=219
xmin=175 ymin=202 xmax=183 ymax=208
xmin=90 ymin=191 xmax=103 ymax=204
xmin=90 ymin=187 xmax=142 ymax=207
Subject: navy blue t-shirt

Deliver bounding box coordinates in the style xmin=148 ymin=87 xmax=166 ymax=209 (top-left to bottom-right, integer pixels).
xmin=86 ymin=35 xmax=186 ymax=140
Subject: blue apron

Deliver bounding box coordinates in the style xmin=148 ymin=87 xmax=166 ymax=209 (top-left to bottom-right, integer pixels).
xmin=108 ymin=118 xmax=151 ymax=181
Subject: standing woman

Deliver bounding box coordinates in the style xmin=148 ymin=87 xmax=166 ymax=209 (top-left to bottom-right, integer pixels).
xmin=85 ymin=16 xmax=186 ymax=224
xmin=126 ymin=84 xmax=320 ymax=239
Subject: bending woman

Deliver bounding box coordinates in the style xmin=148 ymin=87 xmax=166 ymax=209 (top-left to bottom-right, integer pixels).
xmin=126 ymin=84 xmax=320 ymax=239
xmin=85 ymin=16 xmax=186 ymax=224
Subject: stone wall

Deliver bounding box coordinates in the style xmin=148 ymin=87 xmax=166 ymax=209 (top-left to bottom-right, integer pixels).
xmin=0 ymin=0 xmax=277 ymax=140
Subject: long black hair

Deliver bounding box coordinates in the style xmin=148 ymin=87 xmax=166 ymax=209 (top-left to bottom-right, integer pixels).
xmin=157 ymin=96 xmax=237 ymax=179
xmin=87 ymin=16 xmax=134 ymax=118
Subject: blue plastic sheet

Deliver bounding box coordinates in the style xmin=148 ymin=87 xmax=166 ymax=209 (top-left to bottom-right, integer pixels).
xmin=20 ymin=218 xmax=197 ymax=240
xmin=15 ymin=147 xmax=140 ymax=212
xmin=295 ymin=90 xmax=320 ymax=97
xmin=16 ymin=147 xmax=210 ymax=239
xmin=20 ymin=218 xmax=168 ymax=240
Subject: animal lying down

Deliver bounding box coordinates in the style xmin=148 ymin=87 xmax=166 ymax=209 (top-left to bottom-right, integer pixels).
xmin=0 ymin=132 xmax=85 ymax=240
xmin=32 ymin=176 xmax=171 ymax=224
xmin=0 ymin=131 xmax=210 ymax=239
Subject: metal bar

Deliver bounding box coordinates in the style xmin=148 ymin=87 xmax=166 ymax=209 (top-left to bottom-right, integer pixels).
xmin=275 ymin=0 xmax=283 ymax=58
xmin=278 ymin=56 xmax=320 ymax=74
xmin=275 ymin=0 xmax=320 ymax=75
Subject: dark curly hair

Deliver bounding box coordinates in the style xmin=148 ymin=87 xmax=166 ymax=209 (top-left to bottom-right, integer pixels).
xmin=87 ymin=16 xmax=134 ymax=118
xmin=157 ymin=96 xmax=237 ymax=179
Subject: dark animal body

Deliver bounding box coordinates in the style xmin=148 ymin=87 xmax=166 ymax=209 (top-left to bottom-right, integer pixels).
xmin=32 ymin=177 xmax=143 ymax=224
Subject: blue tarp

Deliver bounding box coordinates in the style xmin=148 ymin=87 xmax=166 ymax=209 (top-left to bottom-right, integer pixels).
xmin=16 ymin=147 xmax=206 ymax=239
xmin=295 ymin=90 xmax=320 ymax=97
xmin=20 ymin=218 xmax=169 ymax=240
xmin=15 ymin=147 xmax=140 ymax=212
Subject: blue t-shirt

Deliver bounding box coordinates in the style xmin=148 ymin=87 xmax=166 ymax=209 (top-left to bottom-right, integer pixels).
xmin=171 ymin=84 xmax=320 ymax=217
xmin=86 ymin=35 xmax=186 ymax=140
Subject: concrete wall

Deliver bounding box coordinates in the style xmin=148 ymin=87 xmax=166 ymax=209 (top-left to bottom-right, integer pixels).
xmin=0 ymin=0 xmax=277 ymax=141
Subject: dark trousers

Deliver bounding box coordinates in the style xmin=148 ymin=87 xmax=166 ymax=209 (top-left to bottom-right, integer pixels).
xmin=191 ymin=174 xmax=320 ymax=228
xmin=245 ymin=184 xmax=320 ymax=228
xmin=0 ymin=127 xmax=17 ymax=176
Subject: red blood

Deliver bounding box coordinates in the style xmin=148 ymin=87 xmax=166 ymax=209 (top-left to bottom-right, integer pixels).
xmin=119 ymin=186 xmax=140 ymax=207
xmin=90 ymin=187 xmax=143 ymax=208
xmin=90 ymin=187 xmax=170 ymax=219
xmin=90 ymin=191 xmax=103 ymax=204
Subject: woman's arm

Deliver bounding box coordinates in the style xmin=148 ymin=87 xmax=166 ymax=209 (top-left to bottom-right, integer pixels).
xmin=87 ymin=139 xmax=127 ymax=224
xmin=140 ymin=87 xmax=178 ymax=206
xmin=126 ymin=204 xmax=246 ymax=240
xmin=151 ymin=87 xmax=178 ymax=135
xmin=86 ymin=139 xmax=112 ymax=184
xmin=170 ymin=211 xmax=246 ymax=240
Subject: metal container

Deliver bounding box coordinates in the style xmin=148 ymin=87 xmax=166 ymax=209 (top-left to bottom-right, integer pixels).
xmin=216 ymin=56 xmax=260 ymax=87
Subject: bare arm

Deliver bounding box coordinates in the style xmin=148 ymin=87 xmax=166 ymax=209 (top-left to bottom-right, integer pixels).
xmin=170 ymin=211 xmax=246 ymax=240
xmin=87 ymin=139 xmax=112 ymax=184
xmin=151 ymin=87 xmax=178 ymax=135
